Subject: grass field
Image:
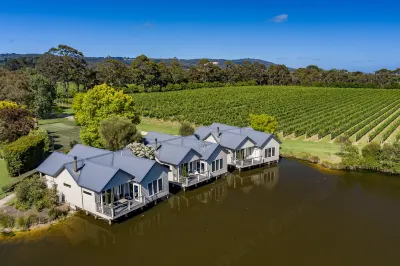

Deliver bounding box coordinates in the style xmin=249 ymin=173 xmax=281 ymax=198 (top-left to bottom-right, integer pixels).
xmin=134 ymin=86 xmax=400 ymax=144
xmin=39 ymin=118 xmax=81 ymax=151
xmin=281 ymin=139 xmax=341 ymax=162
xmin=137 ymin=117 xmax=180 ymax=135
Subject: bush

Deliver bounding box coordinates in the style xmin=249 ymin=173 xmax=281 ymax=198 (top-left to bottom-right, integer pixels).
xmin=29 ymin=128 xmax=51 ymax=152
xmin=14 ymin=175 xmax=57 ymax=211
xmin=26 ymin=214 xmax=39 ymax=227
xmin=48 ymin=207 xmax=68 ymax=221
xmin=0 ymin=212 xmax=15 ymax=228
xmin=3 ymin=135 xmax=45 ymax=176
xmin=179 ymin=122 xmax=195 ymax=136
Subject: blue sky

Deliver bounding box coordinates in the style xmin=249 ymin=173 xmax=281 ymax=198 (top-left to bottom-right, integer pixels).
xmin=1 ymin=0 xmax=399 ymax=72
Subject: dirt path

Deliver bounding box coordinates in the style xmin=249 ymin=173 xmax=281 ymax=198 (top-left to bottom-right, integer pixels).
xmin=0 ymin=193 xmax=15 ymax=208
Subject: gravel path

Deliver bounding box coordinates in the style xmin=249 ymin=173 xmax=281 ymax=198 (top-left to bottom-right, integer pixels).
xmin=0 ymin=193 xmax=15 ymax=208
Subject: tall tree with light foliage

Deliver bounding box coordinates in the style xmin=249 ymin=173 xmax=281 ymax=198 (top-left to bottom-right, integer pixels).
xmin=249 ymin=114 xmax=277 ymax=134
xmin=99 ymin=116 xmax=139 ymax=151
xmin=73 ymin=84 xmax=140 ymax=148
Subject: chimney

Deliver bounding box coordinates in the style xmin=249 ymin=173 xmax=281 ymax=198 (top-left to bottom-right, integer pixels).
xmin=73 ymin=156 xmax=78 ymax=172
xmin=155 ymin=138 xmax=158 ymax=151
xmin=217 ymin=127 xmax=220 ymax=136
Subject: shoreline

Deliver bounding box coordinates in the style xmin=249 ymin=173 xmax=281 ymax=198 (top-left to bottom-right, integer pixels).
xmin=280 ymin=153 xmax=400 ymax=176
xmin=0 ymin=210 xmax=76 ymax=240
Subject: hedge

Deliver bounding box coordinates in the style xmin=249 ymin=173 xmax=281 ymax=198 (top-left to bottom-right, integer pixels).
xmin=3 ymin=135 xmax=45 ymax=177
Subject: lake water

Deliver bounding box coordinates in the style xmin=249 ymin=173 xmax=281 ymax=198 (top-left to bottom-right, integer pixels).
xmin=1 ymin=159 xmax=400 ymax=266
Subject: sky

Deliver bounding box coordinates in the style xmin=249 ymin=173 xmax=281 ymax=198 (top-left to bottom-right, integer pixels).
xmin=1 ymin=0 xmax=399 ymax=72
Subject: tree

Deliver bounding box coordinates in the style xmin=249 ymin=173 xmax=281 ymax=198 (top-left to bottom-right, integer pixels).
xmin=130 ymin=55 xmax=160 ymax=90
xmin=361 ymin=142 xmax=381 ymax=169
xmin=179 ymin=122 xmax=195 ymax=136
xmin=72 ymin=84 xmax=140 ymax=148
xmin=335 ymin=135 xmax=352 ymax=155
xmin=0 ymin=68 xmax=34 ymax=106
xmin=29 ymin=75 xmax=56 ymax=118
xmin=99 ymin=116 xmax=138 ymax=151
xmin=169 ymin=58 xmax=186 ymax=84
xmin=0 ymin=107 xmax=35 ymax=143
xmin=249 ymin=114 xmax=277 ymax=133
xmin=36 ymin=45 xmax=87 ymax=97
xmin=96 ymin=58 xmax=130 ymax=87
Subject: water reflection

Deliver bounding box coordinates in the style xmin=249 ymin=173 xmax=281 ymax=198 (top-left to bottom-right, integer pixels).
xmin=3 ymin=159 xmax=400 ymax=266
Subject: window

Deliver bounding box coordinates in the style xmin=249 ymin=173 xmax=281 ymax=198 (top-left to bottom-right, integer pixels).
xmin=63 ymin=183 xmax=71 ymax=188
xmin=148 ymin=178 xmax=163 ymax=196
xmin=220 ymin=159 xmax=223 ymax=169
xmin=83 ymin=190 xmax=92 ymax=196
xmin=265 ymin=148 xmax=272 ymax=158
xmin=212 ymin=161 xmax=215 ymax=172
xmin=272 ymin=147 xmax=276 ymax=156
xmin=158 ymin=179 xmax=163 ymax=192
xmin=216 ymin=159 xmax=219 ymax=171
xmin=189 ymin=162 xmax=193 ymax=172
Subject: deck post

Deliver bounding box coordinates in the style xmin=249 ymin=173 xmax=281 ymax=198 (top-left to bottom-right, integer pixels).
xmin=128 ymin=201 xmax=131 ymax=211
xmin=100 ymin=192 xmax=104 ymax=214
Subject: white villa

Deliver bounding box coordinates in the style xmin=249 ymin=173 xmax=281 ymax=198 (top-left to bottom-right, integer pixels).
xmin=36 ymin=145 xmax=169 ymax=224
xmin=195 ymin=123 xmax=281 ymax=170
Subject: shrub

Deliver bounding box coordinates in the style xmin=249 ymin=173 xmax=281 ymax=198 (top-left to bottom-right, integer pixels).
xmin=179 ymin=122 xmax=195 ymax=136
xmin=17 ymin=216 xmax=28 ymax=230
xmin=0 ymin=212 xmax=15 ymax=228
xmin=14 ymin=175 xmax=56 ymax=211
xmin=29 ymin=128 xmax=51 ymax=152
xmin=3 ymin=135 xmax=45 ymax=176
xmin=48 ymin=207 xmax=68 ymax=221
xmin=26 ymin=214 xmax=39 ymax=227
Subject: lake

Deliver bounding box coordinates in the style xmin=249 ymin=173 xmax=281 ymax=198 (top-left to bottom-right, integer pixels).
xmin=1 ymin=159 xmax=400 ymax=266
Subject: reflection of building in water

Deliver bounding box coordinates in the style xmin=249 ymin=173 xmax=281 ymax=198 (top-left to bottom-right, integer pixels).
xmin=226 ymin=166 xmax=279 ymax=192
xmin=62 ymin=216 xmax=115 ymax=247
xmin=168 ymin=180 xmax=228 ymax=210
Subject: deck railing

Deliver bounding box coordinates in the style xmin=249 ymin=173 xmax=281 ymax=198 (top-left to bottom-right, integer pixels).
xmin=232 ymin=156 xmax=264 ymax=168
xmin=96 ymin=196 xmax=145 ymax=218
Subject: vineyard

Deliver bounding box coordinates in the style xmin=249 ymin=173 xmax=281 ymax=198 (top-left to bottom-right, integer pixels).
xmin=134 ymin=86 xmax=400 ymax=143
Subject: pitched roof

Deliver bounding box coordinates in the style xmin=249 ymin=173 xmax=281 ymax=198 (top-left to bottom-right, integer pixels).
xmin=144 ymin=132 xmax=180 ymax=144
xmin=154 ymin=142 xmax=200 ymax=166
xmin=36 ymin=145 xmax=165 ymax=192
xmin=194 ymin=122 xmax=281 ymax=149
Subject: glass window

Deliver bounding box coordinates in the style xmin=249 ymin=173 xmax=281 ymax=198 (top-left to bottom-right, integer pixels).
xmin=158 ymin=178 xmax=163 ymax=192
xmin=153 ymin=180 xmax=158 ymax=194
xmin=148 ymin=182 xmax=153 ymax=196
xmin=212 ymin=161 xmax=215 ymax=172
xmin=63 ymin=183 xmax=71 ymax=188
xmin=216 ymin=160 xmax=219 ymax=171
xmin=83 ymin=190 xmax=92 ymax=196
xmin=189 ymin=162 xmax=193 ymax=172
xmin=220 ymin=159 xmax=223 ymax=169
xmin=272 ymin=147 xmax=275 ymax=156
xmin=197 ymin=161 xmax=200 ymax=171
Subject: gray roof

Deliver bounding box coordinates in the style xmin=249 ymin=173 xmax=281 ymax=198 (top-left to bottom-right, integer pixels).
xmin=36 ymin=145 xmax=165 ymax=192
xmin=145 ymin=132 xmax=220 ymax=165
xmin=194 ymin=122 xmax=281 ymax=149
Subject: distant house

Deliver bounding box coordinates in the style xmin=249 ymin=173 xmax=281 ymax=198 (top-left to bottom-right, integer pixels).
xmin=36 ymin=144 xmax=169 ymax=224
xmin=144 ymin=132 xmax=228 ymax=190
xmin=194 ymin=123 xmax=281 ymax=170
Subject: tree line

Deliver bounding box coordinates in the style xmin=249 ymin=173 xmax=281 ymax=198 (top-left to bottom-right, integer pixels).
xmin=1 ymin=44 xmax=400 ymax=114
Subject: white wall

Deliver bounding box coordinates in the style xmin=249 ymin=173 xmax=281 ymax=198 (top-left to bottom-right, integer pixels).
xmin=238 ymin=139 xmax=256 ymax=149
xmin=262 ymin=138 xmax=280 ymax=162
xmin=207 ymin=147 xmax=228 ymax=176
xmin=45 ymin=169 xmax=96 ymax=212
xmin=140 ymin=164 xmax=169 ymax=203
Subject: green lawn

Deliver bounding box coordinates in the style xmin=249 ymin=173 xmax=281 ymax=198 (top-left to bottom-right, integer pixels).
xmin=39 ymin=118 xmax=81 ymax=151
xmin=0 ymin=160 xmax=11 ymax=192
xmin=281 ymin=139 xmax=341 ymax=162
xmin=137 ymin=117 xmax=180 ymax=135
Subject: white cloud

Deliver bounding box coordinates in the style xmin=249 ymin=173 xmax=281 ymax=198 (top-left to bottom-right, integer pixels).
xmin=271 ymin=14 xmax=288 ymax=23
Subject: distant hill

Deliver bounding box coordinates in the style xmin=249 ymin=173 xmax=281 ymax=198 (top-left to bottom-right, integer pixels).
xmin=0 ymin=53 xmax=291 ymax=69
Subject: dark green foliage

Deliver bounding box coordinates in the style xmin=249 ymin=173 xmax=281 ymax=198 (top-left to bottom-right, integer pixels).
xmin=0 ymin=107 xmax=35 ymax=143
xmin=179 ymin=122 xmax=195 ymax=136
xmin=14 ymin=175 xmax=57 ymax=211
xmin=29 ymin=74 xmax=56 ymax=118
xmin=3 ymin=135 xmax=45 ymax=176
xmin=48 ymin=207 xmax=68 ymax=221
xmin=0 ymin=212 xmax=15 ymax=228
xmin=99 ymin=116 xmax=138 ymax=151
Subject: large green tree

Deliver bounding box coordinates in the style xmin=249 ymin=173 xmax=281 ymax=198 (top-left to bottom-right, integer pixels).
xmin=0 ymin=68 xmax=34 ymax=106
xmin=73 ymin=84 xmax=140 ymax=148
xmin=99 ymin=116 xmax=139 ymax=151
xmin=29 ymin=75 xmax=56 ymax=118
xmin=36 ymin=45 xmax=87 ymax=97
xmin=249 ymin=114 xmax=277 ymax=134
xmin=96 ymin=58 xmax=130 ymax=87
xmin=0 ymin=107 xmax=35 ymax=143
